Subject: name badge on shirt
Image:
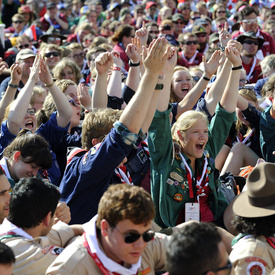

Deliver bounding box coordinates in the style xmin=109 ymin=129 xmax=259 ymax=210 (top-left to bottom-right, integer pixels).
xmin=185 ymin=202 xmax=200 ymax=222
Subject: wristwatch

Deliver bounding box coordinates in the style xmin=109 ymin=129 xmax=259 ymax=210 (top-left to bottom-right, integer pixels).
xmin=155 ymin=83 xmax=164 ymax=90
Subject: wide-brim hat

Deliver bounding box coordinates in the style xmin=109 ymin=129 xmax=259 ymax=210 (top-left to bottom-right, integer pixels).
xmin=236 ymin=31 xmax=265 ymax=48
xmin=40 ymin=26 xmax=66 ymax=42
xmin=232 ymin=162 xmax=275 ymax=218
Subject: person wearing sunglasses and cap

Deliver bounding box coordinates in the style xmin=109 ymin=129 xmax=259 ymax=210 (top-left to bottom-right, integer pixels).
xmin=229 ymin=162 xmax=275 ymax=274
xmin=236 ymin=31 xmax=264 ymax=84
xmin=232 ymin=6 xmax=275 ymax=60
xmin=178 ymin=32 xmax=203 ymax=68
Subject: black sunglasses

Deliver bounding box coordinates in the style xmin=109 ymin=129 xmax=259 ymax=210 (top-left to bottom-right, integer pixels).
xmin=149 ymin=31 xmax=159 ymax=34
xmin=111 ymin=225 xmax=155 ymax=244
xmin=13 ymin=20 xmax=23 ymax=24
xmin=19 ymin=44 xmax=30 ymax=49
xmin=205 ymin=259 xmax=233 ymax=275
xmin=184 ymin=40 xmax=198 ymax=45
xmin=45 ymin=52 xmax=60 ymax=58
xmin=243 ymin=40 xmax=259 ymax=46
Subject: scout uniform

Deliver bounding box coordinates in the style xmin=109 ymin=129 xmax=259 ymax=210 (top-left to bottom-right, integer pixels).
xmin=0 ymin=219 xmax=75 ymax=275
xmin=46 ymin=215 xmax=169 ymax=275
xmin=230 ymin=234 xmax=275 ymax=274
xmin=148 ymin=104 xmax=236 ymax=228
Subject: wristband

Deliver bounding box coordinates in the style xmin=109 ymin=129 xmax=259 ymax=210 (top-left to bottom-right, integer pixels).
xmin=155 ymin=83 xmax=164 ymax=90
xmin=231 ymin=65 xmax=242 ymax=71
xmin=112 ymin=66 xmax=121 ymax=72
xmin=129 ymin=60 xmax=140 ymax=67
xmin=44 ymin=82 xmax=54 ymax=87
xmin=203 ymin=76 xmax=210 ymax=81
xmin=8 ymin=83 xmax=19 ymax=88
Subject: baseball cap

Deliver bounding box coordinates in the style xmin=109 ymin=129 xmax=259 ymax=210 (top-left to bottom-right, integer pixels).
xmin=172 ymin=13 xmax=185 ymax=22
xmin=46 ymin=2 xmax=56 ymax=9
xmin=146 ymin=1 xmax=157 ymax=9
xmin=192 ymin=25 xmax=207 ymax=35
xmin=16 ymin=49 xmax=35 ymax=62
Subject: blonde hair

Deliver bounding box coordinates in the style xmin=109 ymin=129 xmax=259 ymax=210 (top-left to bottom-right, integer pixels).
xmin=171 ymin=110 xmax=208 ymax=143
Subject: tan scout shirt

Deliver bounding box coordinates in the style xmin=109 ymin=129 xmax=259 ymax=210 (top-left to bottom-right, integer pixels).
xmin=46 ymin=232 xmax=169 ymax=275
xmin=0 ymin=221 xmax=75 ymax=275
xmin=230 ymin=235 xmax=275 ymax=275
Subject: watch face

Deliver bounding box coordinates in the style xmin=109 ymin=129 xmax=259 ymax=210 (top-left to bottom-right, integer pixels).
xmin=155 ymin=83 xmax=164 ymax=90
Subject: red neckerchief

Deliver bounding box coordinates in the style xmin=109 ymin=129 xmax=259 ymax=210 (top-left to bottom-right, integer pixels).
xmin=265 ymin=237 xmax=275 ymax=249
xmin=83 ymin=232 xmax=138 ymax=275
xmin=115 ymin=165 xmax=132 ymax=184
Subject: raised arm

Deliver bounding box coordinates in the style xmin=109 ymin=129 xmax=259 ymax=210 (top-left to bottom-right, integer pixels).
xmin=119 ymin=37 xmax=170 ymax=134
xmin=39 ymin=58 xmax=72 ymax=128
xmin=0 ymin=63 xmax=21 ymax=124
xmin=220 ymin=40 xmax=243 ymax=113
xmin=7 ymin=55 xmax=40 ymax=135
xmin=176 ymin=50 xmax=224 ymax=119
xmin=92 ymin=52 xmax=113 ymax=109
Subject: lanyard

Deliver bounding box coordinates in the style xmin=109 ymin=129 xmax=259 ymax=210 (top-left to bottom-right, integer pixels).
xmin=83 ymin=233 xmax=138 ymax=275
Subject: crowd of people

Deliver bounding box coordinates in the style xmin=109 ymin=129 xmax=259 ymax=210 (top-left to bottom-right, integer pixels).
xmin=0 ymin=0 xmax=274 ymax=274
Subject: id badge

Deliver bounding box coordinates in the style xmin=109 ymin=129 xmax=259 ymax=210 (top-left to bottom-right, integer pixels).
xmin=185 ymin=202 xmax=200 ymax=222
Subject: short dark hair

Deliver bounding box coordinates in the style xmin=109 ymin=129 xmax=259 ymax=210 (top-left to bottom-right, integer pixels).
xmin=233 ymin=214 xmax=275 ymax=236
xmin=166 ymin=222 xmax=222 ymax=275
xmin=0 ymin=242 xmax=15 ymax=265
xmin=8 ymin=177 xmax=60 ymax=228
xmin=240 ymin=6 xmax=258 ymax=19
xmin=3 ymin=131 xmax=52 ymax=169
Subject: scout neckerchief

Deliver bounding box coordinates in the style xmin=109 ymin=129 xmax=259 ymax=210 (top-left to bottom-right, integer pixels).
xmin=114 ymin=165 xmax=132 ymax=185
xmin=0 ymin=219 xmax=33 ymax=240
xmin=82 ymin=215 xmax=141 ymax=275
xmin=179 ymin=151 xmax=209 ymax=202
xmin=183 ymin=50 xmax=199 ymax=64
xmin=236 ymin=128 xmax=255 ymax=146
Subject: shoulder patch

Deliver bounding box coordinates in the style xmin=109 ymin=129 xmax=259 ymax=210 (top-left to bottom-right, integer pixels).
xmin=246 ymin=261 xmax=266 ymax=275
xmin=50 ymin=246 xmax=64 ymax=256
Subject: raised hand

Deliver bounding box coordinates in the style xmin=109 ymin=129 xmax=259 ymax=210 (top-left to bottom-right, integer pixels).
xmin=95 ymin=52 xmax=114 ymax=75
xmin=204 ymin=50 xmax=224 ymax=77
xmin=126 ymin=43 xmax=140 ymax=64
xmin=225 ymin=40 xmax=242 ymax=67
xmin=10 ymin=63 xmax=22 ymax=84
xmin=135 ymin=21 xmax=148 ymax=47
xmin=142 ymin=37 xmax=171 ymax=75
xmin=77 ymin=83 xmax=91 ymax=109
xmin=29 ymin=53 xmax=40 ymax=82
xmin=39 ymin=57 xmax=53 ymax=85
xmin=219 ymin=23 xmax=231 ymax=47
xmin=112 ymin=51 xmax=123 ymax=68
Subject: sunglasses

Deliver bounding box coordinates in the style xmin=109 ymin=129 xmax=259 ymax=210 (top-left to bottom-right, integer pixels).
xmin=48 ymin=37 xmax=61 ymax=42
xmin=149 ymin=30 xmax=159 ymax=34
xmin=173 ymin=21 xmax=184 ymax=25
xmin=217 ymin=23 xmax=225 ymax=29
xmin=242 ymin=18 xmax=257 ymax=25
xmin=19 ymin=44 xmax=30 ymax=49
xmin=196 ymin=33 xmax=206 ymax=38
xmin=182 ymin=6 xmax=190 ymax=10
xmin=73 ymin=53 xmax=85 ymax=59
xmin=45 ymin=52 xmax=60 ymax=58
xmin=217 ymin=10 xmax=226 ymax=13
xmin=111 ymin=225 xmax=155 ymax=244
xmin=184 ymin=40 xmax=198 ymax=45
xmin=26 ymin=108 xmax=36 ymax=115
xmin=13 ymin=20 xmax=23 ymax=24
xmin=243 ymin=39 xmax=259 ymax=46
xmin=69 ymin=99 xmax=78 ymax=107
xmin=192 ymin=75 xmax=200 ymax=82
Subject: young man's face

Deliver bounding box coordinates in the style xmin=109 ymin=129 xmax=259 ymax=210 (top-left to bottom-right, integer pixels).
xmin=242 ymin=38 xmax=259 ymax=57
xmin=241 ymin=12 xmax=258 ymax=33
xmin=103 ymin=219 xmax=152 ymax=265
xmin=0 ymin=175 xmax=11 ymax=224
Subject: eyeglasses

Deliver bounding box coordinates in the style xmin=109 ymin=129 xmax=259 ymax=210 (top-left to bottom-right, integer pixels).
xmin=243 ymin=39 xmax=259 ymax=46
xmin=212 ymin=259 xmax=233 ymax=275
xmin=192 ymin=76 xmax=200 ymax=82
xmin=45 ymin=52 xmax=60 ymax=58
xmin=217 ymin=10 xmax=226 ymax=14
xmin=69 ymin=99 xmax=78 ymax=107
xmin=196 ymin=34 xmax=206 ymax=38
xmin=182 ymin=6 xmax=190 ymax=10
xmin=19 ymin=44 xmax=30 ymax=49
xmin=13 ymin=20 xmax=23 ymax=24
xmin=73 ymin=53 xmax=85 ymax=59
xmin=173 ymin=21 xmax=184 ymax=25
xmin=242 ymin=18 xmax=258 ymax=25
xmin=136 ymin=10 xmax=144 ymax=14
xmin=111 ymin=225 xmax=155 ymax=244
xmin=184 ymin=40 xmax=198 ymax=45
xmin=48 ymin=37 xmax=61 ymax=43
xmin=217 ymin=23 xmax=225 ymax=29
xmin=26 ymin=108 xmax=36 ymax=115
xmin=149 ymin=30 xmax=159 ymax=34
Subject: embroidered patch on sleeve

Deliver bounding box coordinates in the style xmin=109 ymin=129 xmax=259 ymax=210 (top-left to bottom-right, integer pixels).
xmin=246 ymin=261 xmax=266 ymax=275
xmin=50 ymin=246 xmax=64 ymax=255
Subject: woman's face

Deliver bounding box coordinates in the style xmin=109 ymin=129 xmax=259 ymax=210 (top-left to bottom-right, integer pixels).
xmin=44 ymin=49 xmax=61 ymax=70
xmin=179 ymin=118 xmax=208 ymax=161
xmin=66 ymin=95 xmax=81 ymax=129
xmin=171 ymin=70 xmax=193 ymax=102
xmin=64 ymin=85 xmax=80 ymax=106
xmin=60 ymin=66 xmax=77 ymax=83
xmin=21 ymin=106 xmax=37 ymax=133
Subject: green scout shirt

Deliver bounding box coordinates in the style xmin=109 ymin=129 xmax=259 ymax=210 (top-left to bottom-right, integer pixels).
xmin=148 ymin=103 xmax=236 ymax=228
